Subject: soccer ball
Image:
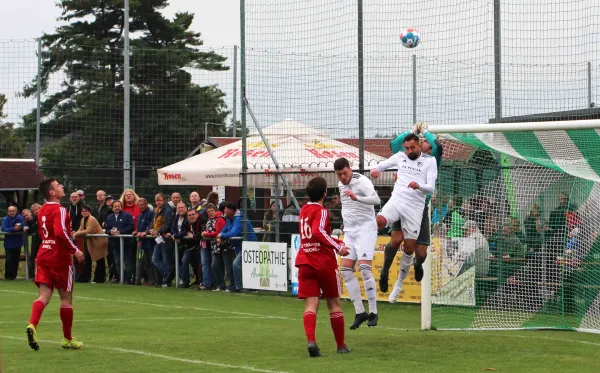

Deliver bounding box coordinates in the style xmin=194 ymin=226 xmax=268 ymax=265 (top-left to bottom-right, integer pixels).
xmin=400 ymin=28 xmax=420 ymax=48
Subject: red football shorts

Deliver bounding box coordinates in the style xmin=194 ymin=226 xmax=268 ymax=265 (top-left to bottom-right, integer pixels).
xmin=297 ymin=265 xmax=341 ymax=299
xmin=35 ymin=262 xmax=74 ymax=293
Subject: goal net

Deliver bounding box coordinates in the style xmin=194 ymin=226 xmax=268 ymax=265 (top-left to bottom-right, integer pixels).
xmin=425 ymin=123 xmax=600 ymax=333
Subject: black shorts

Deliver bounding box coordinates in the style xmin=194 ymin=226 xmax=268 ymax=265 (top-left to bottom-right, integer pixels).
xmin=390 ymin=204 xmax=431 ymax=246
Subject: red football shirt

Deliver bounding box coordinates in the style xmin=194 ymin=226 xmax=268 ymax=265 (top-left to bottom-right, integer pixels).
xmin=294 ymin=202 xmax=344 ymax=271
xmin=37 ymin=202 xmax=80 ymax=268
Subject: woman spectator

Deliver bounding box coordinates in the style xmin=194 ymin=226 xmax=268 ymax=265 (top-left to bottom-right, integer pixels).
xmin=262 ymin=201 xmax=280 ymax=242
xmin=150 ymin=193 xmax=173 ymax=287
xmin=73 ymin=205 xmax=108 ymax=283
xmin=121 ymin=189 xmax=141 ymax=281
xmin=202 ymin=203 xmax=228 ymax=291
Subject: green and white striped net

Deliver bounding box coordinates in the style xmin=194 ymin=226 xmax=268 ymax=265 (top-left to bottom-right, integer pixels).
xmin=430 ymin=129 xmax=600 ymax=332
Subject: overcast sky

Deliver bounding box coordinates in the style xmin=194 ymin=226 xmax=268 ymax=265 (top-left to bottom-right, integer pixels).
xmin=1 ymin=0 xmax=599 ymax=141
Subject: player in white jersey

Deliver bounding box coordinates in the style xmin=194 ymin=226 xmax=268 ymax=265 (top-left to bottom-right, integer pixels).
xmin=334 ymin=157 xmax=381 ymax=329
xmin=370 ymin=133 xmax=438 ymax=301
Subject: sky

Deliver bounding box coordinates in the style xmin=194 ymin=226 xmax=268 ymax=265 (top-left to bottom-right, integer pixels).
xmin=1 ymin=0 xmax=599 ymax=143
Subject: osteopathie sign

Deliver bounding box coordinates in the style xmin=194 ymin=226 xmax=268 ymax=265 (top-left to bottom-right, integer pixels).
xmin=242 ymin=241 xmax=288 ymax=291
xmin=291 ymin=234 xmax=301 ymax=295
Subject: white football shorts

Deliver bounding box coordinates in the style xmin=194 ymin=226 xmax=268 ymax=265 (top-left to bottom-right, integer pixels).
xmin=378 ymin=196 xmax=424 ymax=240
xmin=343 ymin=228 xmax=378 ymax=261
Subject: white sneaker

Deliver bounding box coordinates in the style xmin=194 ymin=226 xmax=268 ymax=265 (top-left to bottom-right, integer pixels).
xmin=388 ymin=286 xmax=402 ymax=304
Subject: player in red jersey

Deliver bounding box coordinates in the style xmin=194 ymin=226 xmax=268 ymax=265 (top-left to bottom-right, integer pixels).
xmin=295 ymin=176 xmax=351 ymax=357
xmin=26 ymin=178 xmax=85 ymax=351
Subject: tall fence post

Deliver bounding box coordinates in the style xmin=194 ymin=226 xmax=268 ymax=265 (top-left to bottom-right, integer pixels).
xmin=132 ymin=160 xmax=136 ymax=192
xmin=274 ymin=173 xmax=280 ymax=243
xmin=588 ymin=61 xmax=592 ymax=108
xmin=240 ymin=0 xmax=249 ymax=240
xmin=174 ymin=241 xmax=180 ymax=286
xmin=119 ymin=237 xmax=125 ymax=284
xmin=35 ymin=39 xmax=42 ymax=165
xmin=24 ymin=232 xmax=30 ymax=281
xmin=233 ymin=45 xmax=238 ymax=138
xmin=494 ymin=0 xmax=502 ymax=120
xmin=357 ymin=0 xmax=365 ymax=171
xmin=412 ymin=54 xmax=417 ymax=125
xmin=123 ymin=0 xmax=132 ymax=190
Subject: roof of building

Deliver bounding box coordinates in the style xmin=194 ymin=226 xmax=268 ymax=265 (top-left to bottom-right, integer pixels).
xmin=0 ymin=159 xmax=46 ymax=191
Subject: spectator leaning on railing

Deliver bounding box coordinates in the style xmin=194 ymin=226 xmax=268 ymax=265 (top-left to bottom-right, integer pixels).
xmin=73 ymin=205 xmax=108 ymax=283
xmin=135 ymin=198 xmax=155 ymax=286
xmin=28 ymin=203 xmax=42 ymax=279
xmin=218 ymin=200 xmax=257 ymax=292
xmin=1 ymin=206 xmax=26 ymax=280
xmin=150 ymin=193 xmax=173 ymax=288
xmin=178 ymin=207 xmax=202 ymax=288
xmin=104 ymin=200 xmax=135 ymax=284
xmin=171 ymin=202 xmax=191 ymax=287
xmin=203 ymin=203 xmax=228 ymax=291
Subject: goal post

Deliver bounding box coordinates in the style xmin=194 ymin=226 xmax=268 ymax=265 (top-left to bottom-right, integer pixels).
xmin=421 ymin=121 xmax=600 ymax=333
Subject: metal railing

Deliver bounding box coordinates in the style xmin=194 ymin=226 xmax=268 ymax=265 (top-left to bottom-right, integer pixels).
xmin=1 ymin=231 xmax=242 ymax=285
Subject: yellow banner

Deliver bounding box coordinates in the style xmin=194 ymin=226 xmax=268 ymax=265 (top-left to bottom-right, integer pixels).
xmin=338 ymin=236 xmax=427 ymax=303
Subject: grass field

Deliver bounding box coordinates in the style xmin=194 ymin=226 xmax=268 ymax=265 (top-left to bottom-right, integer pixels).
xmin=2 ymin=281 xmax=600 ymax=372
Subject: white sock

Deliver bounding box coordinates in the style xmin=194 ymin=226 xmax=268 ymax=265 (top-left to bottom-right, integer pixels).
xmin=341 ymin=267 xmax=365 ymax=314
xmin=394 ymin=253 xmax=414 ymax=290
xmin=360 ymin=264 xmax=377 ymax=314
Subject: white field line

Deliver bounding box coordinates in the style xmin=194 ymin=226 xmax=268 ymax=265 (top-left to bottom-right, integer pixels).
xmin=0 ymin=315 xmax=262 ymax=325
xmin=2 ymin=336 xmax=289 ymax=373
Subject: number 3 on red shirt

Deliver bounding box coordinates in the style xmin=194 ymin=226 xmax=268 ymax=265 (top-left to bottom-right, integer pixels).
xmin=41 ymin=216 xmax=49 ymax=239
xmin=300 ymin=217 xmax=312 ymax=239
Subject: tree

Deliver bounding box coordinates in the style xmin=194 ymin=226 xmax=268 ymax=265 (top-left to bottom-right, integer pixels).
xmin=21 ymin=0 xmax=233 ymax=191
xmin=0 ymin=94 xmax=25 ymax=158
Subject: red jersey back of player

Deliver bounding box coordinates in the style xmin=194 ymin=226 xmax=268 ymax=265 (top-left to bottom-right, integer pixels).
xmin=294 ymin=202 xmax=342 ymax=271
xmin=37 ymin=202 xmax=78 ymax=268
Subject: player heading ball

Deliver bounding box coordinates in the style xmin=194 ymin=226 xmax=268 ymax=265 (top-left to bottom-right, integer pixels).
xmin=294 ymin=176 xmax=351 ymax=357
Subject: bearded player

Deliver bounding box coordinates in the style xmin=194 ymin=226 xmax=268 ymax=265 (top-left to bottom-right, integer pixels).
xmin=26 ymin=178 xmax=85 ymax=351
xmin=370 ymin=132 xmax=438 ymax=303
xmin=378 ymin=123 xmax=443 ymax=302
xmin=295 ymin=176 xmax=351 ymax=357
xmin=334 ymin=157 xmax=381 ymax=329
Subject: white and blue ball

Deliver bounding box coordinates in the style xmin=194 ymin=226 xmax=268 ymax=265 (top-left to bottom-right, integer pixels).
xmin=400 ymin=28 xmax=420 ymax=48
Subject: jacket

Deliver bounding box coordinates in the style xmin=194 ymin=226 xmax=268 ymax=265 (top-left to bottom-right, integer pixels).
xmin=152 ymin=205 xmax=173 ymax=236
xmin=75 ymin=215 xmax=108 ymax=261
xmin=104 ymin=211 xmax=135 ymax=249
xmin=171 ymin=214 xmax=191 ymax=240
xmin=68 ymin=202 xmax=84 ymax=231
xmin=1 ymin=214 xmax=25 ymax=248
xmin=220 ymin=210 xmax=257 ymax=254
xmin=93 ymin=203 xmax=111 ymax=228
xmin=122 ymin=203 xmax=141 ymax=231
xmin=137 ymin=208 xmax=155 ymax=251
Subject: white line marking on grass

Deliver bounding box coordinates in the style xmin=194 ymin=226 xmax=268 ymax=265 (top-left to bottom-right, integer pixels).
xmin=3 ymin=336 xmax=290 ymax=373
xmin=0 ymin=289 xmax=297 ymax=320
xmin=446 ymin=331 xmax=600 ymax=347
xmin=0 ymin=316 xmax=262 ymax=325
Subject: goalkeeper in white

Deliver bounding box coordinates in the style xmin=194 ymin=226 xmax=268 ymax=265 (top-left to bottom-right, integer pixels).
xmin=334 ymin=157 xmax=381 ymax=329
xmin=370 ymin=132 xmax=438 ymax=303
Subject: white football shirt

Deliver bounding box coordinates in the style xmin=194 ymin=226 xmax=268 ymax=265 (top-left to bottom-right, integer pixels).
xmin=338 ymin=173 xmax=380 ymax=232
xmin=375 ymin=152 xmax=438 ymax=209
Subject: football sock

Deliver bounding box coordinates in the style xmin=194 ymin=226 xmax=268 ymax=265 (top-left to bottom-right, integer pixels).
xmin=60 ymin=305 xmax=73 ymax=341
xmin=329 ymin=312 xmax=346 ymax=348
xmin=303 ymin=311 xmax=317 ymax=343
xmin=341 ymin=267 xmax=365 ymax=314
xmin=29 ymin=300 xmax=46 ymax=327
xmin=360 ymin=264 xmax=377 ymax=314
xmin=395 ymin=253 xmax=414 ymax=288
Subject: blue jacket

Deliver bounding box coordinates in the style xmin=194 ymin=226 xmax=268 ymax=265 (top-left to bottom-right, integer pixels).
xmin=105 ymin=211 xmax=135 ymax=249
xmin=221 ymin=211 xmax=257 ymax=254
xmin=137 ymin=208 xmax=155 ymax=251
xmin=1 ymin=214 xmax=25 ymax=248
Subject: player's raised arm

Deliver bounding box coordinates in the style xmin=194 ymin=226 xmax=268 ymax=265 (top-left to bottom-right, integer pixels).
xmin=356 ymin=177 xmax=381 ymax=205
xmin=418 ymin=157 xmax=439 ymax=195
xmin=55 ymin=207 xmax=79 ymax=254
xmin=309 ymin=208 xmax=344 ymax=253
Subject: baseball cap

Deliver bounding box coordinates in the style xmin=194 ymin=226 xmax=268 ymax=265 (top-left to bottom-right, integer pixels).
xmin=106 ymin=195 xmax=114 ymax=200
xmin=77 ymin=190 xmax=85 ymax=196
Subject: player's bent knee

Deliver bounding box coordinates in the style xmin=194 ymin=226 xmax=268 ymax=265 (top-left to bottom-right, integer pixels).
xmin=404 ymin=240 xmax=417 ymax=255
xmin=326 ymin=297 xmax=342 ymax=312
xmin=376 ymin=215 xmax=387 ymax=230
xmin=341 ymin=266 xmax=355 ymax=282
xmin=359 ymin=264 xmax=373 ymax=281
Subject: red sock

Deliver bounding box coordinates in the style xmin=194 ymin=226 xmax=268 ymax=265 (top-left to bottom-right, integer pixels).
xmin=60 ymin=305 xmax=73 ymax=340
xmin=303 ymin=311 xmax=317 ymax=343
xmin=29 ymin=300 xmax=46 ymax=327
xmin=329 ymin=312 xmax=346 ymax=348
